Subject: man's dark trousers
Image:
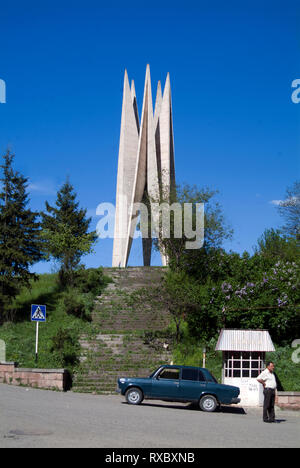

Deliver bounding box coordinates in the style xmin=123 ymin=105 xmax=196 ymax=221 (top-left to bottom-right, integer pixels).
xmin=263 ymin=388 xmax=276 ymax=422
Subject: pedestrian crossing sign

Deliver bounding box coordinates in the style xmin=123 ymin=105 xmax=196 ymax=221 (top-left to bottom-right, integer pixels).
xmin=31 ymin=305 xmax=46 ymax=322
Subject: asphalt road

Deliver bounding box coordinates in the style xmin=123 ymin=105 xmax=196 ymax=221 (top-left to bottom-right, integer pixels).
xmin=0 ymin=384 xmax=299 ymax=448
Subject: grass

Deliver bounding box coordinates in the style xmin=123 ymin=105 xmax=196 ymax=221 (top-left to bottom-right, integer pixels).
xmin=0 ymin=273 xmax=98 ymax=372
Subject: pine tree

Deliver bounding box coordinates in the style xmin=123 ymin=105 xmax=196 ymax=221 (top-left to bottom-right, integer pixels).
xmin=0 ymin=151 xmax=42 ymax=319
xmin=41 ymin=179 xmax=97 ymax=286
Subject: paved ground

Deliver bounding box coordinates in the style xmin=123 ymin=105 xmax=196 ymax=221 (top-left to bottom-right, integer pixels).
xmin=0 ymin=384 xmax=299 ymax=448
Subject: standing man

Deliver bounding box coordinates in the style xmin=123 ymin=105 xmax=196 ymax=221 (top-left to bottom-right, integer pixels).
xmin=257 ymin=361 xmax=277 ymax=423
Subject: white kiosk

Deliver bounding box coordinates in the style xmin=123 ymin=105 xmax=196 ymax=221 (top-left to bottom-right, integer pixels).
xmin=216 ymin=329 xmax=275 ymax=406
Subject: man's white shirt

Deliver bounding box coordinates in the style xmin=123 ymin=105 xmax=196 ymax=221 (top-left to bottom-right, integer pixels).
xmin=257 ymin=369 xmax=277 ymax=389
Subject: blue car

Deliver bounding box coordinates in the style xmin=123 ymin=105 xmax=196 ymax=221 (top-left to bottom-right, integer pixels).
xmin=117 ymin=365 xmax=240 ymax=412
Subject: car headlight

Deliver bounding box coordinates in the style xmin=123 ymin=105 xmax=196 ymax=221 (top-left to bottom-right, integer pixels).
xmin=119 ymin=378 xmax=126 ymax=384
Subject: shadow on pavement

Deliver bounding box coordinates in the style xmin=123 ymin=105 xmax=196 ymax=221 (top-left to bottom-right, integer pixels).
xmin=218 ymin=406 xmax=247 ymax=415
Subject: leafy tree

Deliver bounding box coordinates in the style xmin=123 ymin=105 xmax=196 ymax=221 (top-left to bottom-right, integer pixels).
xmin=152 ymin=180 xmax=300 ymax=345
xmin=254 ymin=228 xmax=299 ymax=263
xmin=277 ymin=180 xmax=300 ymax=241
xmin=41 ymin=179 xmax=97 ymax=286
xmin=185 ymin=259 xmax=300 ymax=344
xmin=176 ymin=184 xmax=232 ymax=250
xmin=162 ymin=240 xmax=300 ymax=344
xmin=151 ymin=183 xmax=233 ymax=272
xmin=161 ymin=271 xmax=195 ymax=343
xmin=0 ymin=151 xmax=42 ymax=319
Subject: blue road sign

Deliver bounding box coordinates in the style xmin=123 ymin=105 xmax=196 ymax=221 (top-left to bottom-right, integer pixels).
xmin=31 ymin=304 xmax=46 ymax=322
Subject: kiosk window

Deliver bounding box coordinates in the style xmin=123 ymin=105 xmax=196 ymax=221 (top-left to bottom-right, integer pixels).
xmin=224 ymin=351 xmax=265 ymax=378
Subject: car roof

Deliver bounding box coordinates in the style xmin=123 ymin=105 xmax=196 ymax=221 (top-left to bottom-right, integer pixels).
xmin=160 ymin=365 xmax=207 ymax=372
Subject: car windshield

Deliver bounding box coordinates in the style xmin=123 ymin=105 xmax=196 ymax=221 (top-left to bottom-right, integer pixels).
xmin=149 ymin=368 xmax=161 ymax=378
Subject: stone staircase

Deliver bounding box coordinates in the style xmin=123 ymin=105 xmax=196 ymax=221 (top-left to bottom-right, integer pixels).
xmin=72 ymin=267 xmax=172 ymax=394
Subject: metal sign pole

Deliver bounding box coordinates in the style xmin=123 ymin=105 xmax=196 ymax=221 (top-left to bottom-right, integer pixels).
xmin=35 ymin=321 xmax=39 ymax=364
xmin=202 ymin=347 xmax=206 ymax=368
xmin=31 ymin=304 xmax=46 ymax=364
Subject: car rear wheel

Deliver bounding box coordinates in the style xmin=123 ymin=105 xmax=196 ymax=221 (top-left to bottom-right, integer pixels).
xmin=199 ymin=395 xmax=218 ymax=412
xmin=125 ymin=387 xmax=143 ymax=405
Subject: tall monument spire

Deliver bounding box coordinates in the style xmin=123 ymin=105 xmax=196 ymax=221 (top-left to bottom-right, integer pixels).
xmin=112 ymin=65 xmax=175 ymax=267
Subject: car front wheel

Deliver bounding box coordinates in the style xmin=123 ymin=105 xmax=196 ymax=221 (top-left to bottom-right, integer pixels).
xmin=125 ymin=387 xmax=144 ymax=405
xmin=199 ymin=395 xmax=218 ymax=412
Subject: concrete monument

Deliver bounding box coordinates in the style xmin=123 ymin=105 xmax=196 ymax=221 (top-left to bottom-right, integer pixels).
xmin=112 ymin=65 xmax=175 ymax=267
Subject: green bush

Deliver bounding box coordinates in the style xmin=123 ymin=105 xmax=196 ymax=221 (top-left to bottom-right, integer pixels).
xmin=266 ymin=345 xmax=300 ymax=391
xmin=61 ymin=289 xmax=93 ymax=321
xmin=50 ymin=328 xmax=80 ymax=368
xmin=73 ymin=267 xmax=110 ymax=296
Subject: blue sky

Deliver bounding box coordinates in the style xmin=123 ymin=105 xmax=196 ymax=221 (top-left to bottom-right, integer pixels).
xmin=0 ymin=0 xmax=299 ymax=272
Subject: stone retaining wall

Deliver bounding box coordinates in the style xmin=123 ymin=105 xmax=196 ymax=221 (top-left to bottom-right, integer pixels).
xmin=276 ymin=392 xmax=300 ymax=410
xmin=0 ymin=362 xmax=69 ymax=391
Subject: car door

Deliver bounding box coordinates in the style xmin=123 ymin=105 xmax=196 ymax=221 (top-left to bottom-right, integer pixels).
xmin=179 ymin=368 xmax=207 ymax=401
xmin=203 ymin=369 xmax=219 ymax=397
xmin=151 ymin=367 xmax=181 ymax=400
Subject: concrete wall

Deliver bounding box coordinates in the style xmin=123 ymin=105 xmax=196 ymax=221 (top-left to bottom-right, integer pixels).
xmin=224 ymin=377 xmax=264 ymax=406
xmin=276 ymin=392 xmax=300 ymax=410
xmin=0 ymin=362 xmax=69 ymax=391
